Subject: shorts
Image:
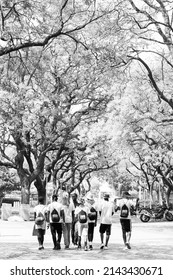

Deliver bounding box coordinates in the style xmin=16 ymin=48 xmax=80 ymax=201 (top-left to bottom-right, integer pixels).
xmin=50 ymin=223 xmax=62 ymax=234
xmin=99 ymin=224 xmax=111 ymax=235
xmin=120 ymin=219 xmax=131 ymax=232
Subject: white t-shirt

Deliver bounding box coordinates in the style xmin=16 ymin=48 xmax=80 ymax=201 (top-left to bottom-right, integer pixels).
xmin=99 ymin=200 xmax=114 ymax=224
xmin=62 ymin=202 xmax=75 ymax=223
xmin=117 ymin=198 xmax=135 ymax=220
xmin=34 ymin=204 xmax=47 ymax=229
xmin=47 ymin=201 xmax=63 ymax=223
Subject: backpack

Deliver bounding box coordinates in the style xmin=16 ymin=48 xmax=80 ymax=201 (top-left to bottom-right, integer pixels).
xmin=78 ymin=209 xmax=87 ymax=223
xmin=35 ymin=212 xmax=45 ymax=226
xmin=120 ymin=204 xmax=129 ymax=218
xmin=88 ymin=207 xmax=97 ymax=221
xmin=51 ymin=208 xmax=60 ymax=222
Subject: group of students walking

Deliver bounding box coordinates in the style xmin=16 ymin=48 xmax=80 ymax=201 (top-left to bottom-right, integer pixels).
xmin=33 ymin=190 xmax=135 ymax=251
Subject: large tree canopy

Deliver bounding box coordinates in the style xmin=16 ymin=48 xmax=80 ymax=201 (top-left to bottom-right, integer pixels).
xmin=1 ymin=0 xmax=173 ymax=206
xmin=0 ymin=0 xmax=123 ymax=204
xmin=107 ymin=0 xmax=173 ymax=204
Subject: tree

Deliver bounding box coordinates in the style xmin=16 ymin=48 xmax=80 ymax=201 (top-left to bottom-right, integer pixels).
xmin=101 ymin=0 xmax=173 ymax=204
xmin=0 ymin=0 xmax=123 ymax=204
xmin=0 ymin=166 xmax=20 ymax=207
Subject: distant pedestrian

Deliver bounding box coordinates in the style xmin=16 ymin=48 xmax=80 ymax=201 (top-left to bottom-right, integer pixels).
xmin=116 ymin=191 xmax=135 ymax=250
xmin=74 ymin=197 xmax=89 ymax=251
xmin=99 ymin=193 xmax=114 ymax=250
xmin=62 ymin=192 xmax=75 ymax=249
xmin=85 ymin=192 xmax=98 ymax=250
xmin=33 ymin=197 xmax=47 ymax=250
xmin=71 ymin=192 xmax=80 ymax=246
xmin=47 ymin=194 xmax=65 ymax=250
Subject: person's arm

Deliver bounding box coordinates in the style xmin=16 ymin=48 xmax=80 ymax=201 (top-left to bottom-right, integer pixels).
xmin=34 ymin=211 xmax=36 ymax=220
xmin=44 ymin=208 xmax=48 ymax=222
xmin=72 ymin=210 xmax=75 ymax=223
xmin=46 ymin=210 xmax=50 ymax=228
xmin=47 ymin=211 xmax=50 ymax=222
xmin=94 ymin=211 xmax=98 ymax=227
xmin=114 ymin=199 xmax=120 ymax=212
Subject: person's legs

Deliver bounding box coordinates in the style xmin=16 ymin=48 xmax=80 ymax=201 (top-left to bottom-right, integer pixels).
xmin=74 ymin=222 xmax=78 ymax=246
xmin=105 ymin=234 xmax=110 ymax=247
xmin=88 ymin=223 xmax=94 ymax=249
xmin=83 ymin=226 xmax=88 ymax=251
xmin=126 ymin=220 xmax=132 ymax=248
xmin=122 ymin=229 xmax=127 ymax=244
xmin=64 ymin=223 xmax=71 ymax=248
xmin=105 ymin=225 xmax=111 ymax=248
xmin=67 ymin=223 xmax=71 ymax=247
xmin=120 ymin=219 xmax=127 ymax=245
xmin=71 ymin=221 xmax=76 ymax=244
xmin=120 ymin=219 xmax=132 ymax=249
xmin=88 ymin=223 xmax=94 ymax=241
xmin=126 ymin=231 xmax=131 ymax=249
xmin=126 ymin=231 xmax=131 ymax=244
xmin=40 ymin=230 xmax=45 ymax=248
xmin=37 ymin=229 xmax=42 ymax=249
xmin=50 ymin=223 xmax=57 ymax=249
xmin=62 ymin=223 xmax=68 ymax=247
xmin=124 ymin=219 xmax=131 ymax=249
xmin=37 ymin=229 xmax=44 ymax=250
xmin=99 ymin=224 xmax=105 ymax=249
xmin=77 ymin=223 xmax=82 ymax=248
xmin=56 ymin=223 xmax=62 ymax=249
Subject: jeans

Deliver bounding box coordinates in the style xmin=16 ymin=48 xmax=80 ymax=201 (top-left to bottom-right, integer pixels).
xmin=62 ymin=223 xmax=72 ymax=247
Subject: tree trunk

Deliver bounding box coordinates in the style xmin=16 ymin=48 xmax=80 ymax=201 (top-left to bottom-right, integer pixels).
xmin=20 ymin=176 xmax=30 ymax=204
xmin=34 ymin=177 xmax=46 ymax=204
xmin=37 ymin=187 xmax=46 ymax=203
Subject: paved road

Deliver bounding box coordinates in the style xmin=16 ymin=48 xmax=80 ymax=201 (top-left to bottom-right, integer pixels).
xmin=0 ymin=216 xmax=173 ymax=260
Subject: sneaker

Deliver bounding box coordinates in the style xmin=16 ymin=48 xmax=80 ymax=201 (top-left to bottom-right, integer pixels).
xmin=123 ymin=246 xmax=128 ymax=250
xmin=65 ymin=245 xmax=70 ymax=249
xmin=84 ymin=246 xmax=88 ymax=251
xmin=89 ymin=245 xmax=93 ymax=250
xmin=78 ymin=244 xmax=81 ymax=249
xmin=104 ymin=246 xmax=108 ymax=250
xmin=100 ymin=243 xmax=104 ymax=249
xmin=126 ymin=243 xmax=131 ymax=249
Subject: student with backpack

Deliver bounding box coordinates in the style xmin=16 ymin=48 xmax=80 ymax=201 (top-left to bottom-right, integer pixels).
xmin=116 ymin=191 xmax=135 ymax=250
xmin=47 ymin=194 xmax=65 ymax=250
xmin=99 ymin=193 xmax=115 ymax=250
xmin=33 ymin=197 xmax=47 ymax=250
xmin=85 ymin=192 xmax=98 ymax=250
xmin=74 ymin=197 xmax=89 ymax=251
